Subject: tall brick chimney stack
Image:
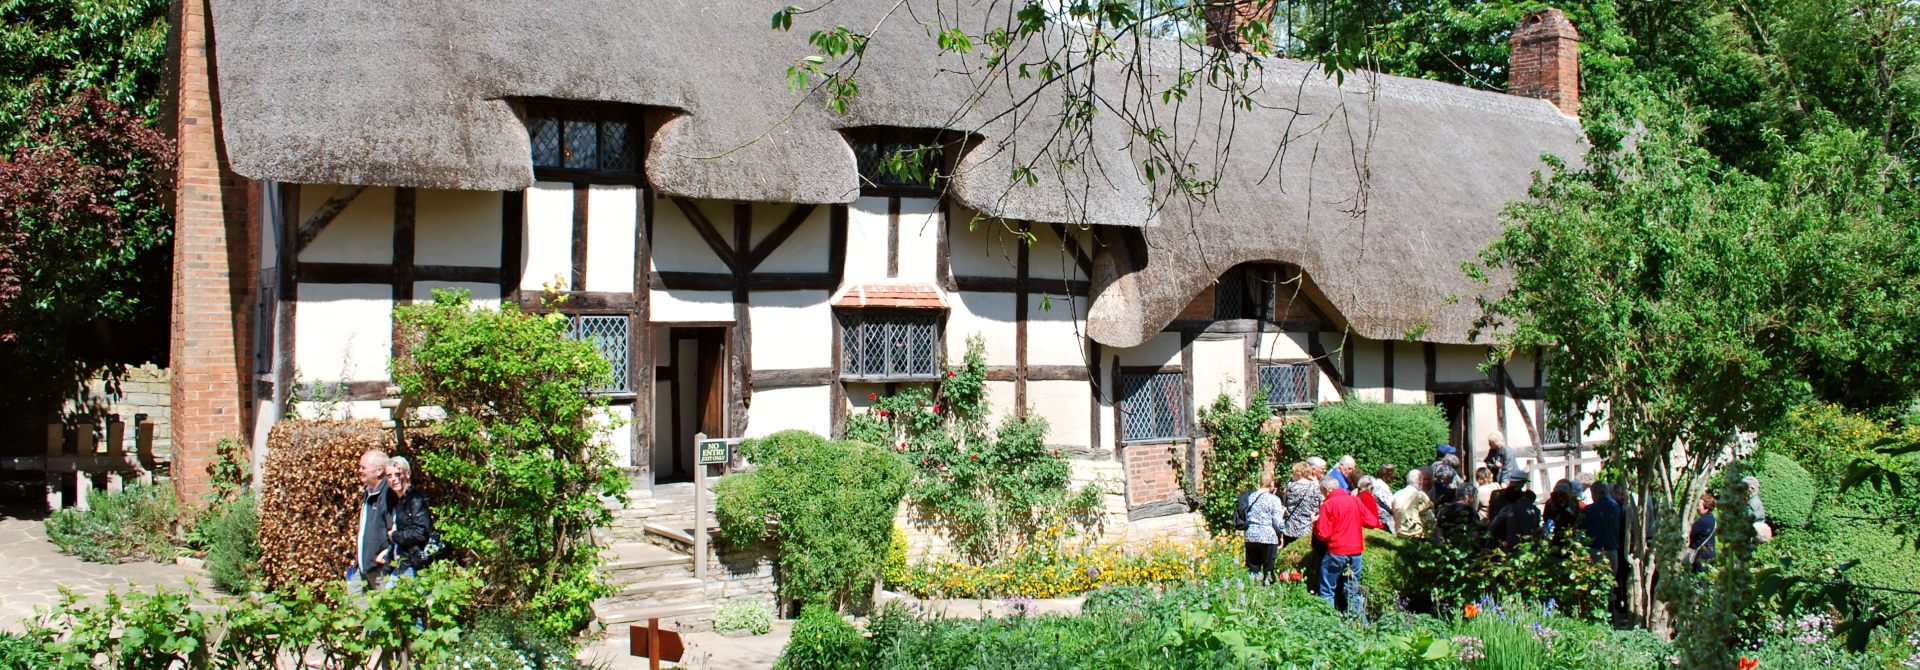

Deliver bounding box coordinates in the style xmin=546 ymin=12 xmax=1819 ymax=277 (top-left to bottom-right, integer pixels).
xmin=1204 ymin=1 xmax=1277 ymax=54
xmin=1509 ymin=8 xmax=1580 ymax=117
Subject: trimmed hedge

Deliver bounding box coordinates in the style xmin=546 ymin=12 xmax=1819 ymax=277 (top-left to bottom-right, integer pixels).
xmin=1747 ymin=451 xmax=1815 ymax=530
xmin=1301 ymin=400 xmax=1448 ymax=478
xmin=259 ymin=420 xmax=393 ymax=591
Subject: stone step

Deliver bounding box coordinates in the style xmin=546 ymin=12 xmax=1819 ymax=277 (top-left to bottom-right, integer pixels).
xmin=605 ymin=542 xmax=696 ymax=583
xmin=597 ymin=602 xmax=716 ymax=632
xmin=596 ymin=576 xmax=708 ymax=610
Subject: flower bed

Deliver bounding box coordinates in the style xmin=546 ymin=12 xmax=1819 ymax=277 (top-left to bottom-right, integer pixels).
xmin=893 ymin=533 xmax=1241 ymax=599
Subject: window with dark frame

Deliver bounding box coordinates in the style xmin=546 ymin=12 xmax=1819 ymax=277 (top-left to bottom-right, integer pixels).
xmin=846 ymin=128 xmax=962 ymax=196
xmin=523 ymin=101 xmax=645 ymax=179
xmin=1213 ymin=265 xmax=1277 ymax=321
xmin=1542 ymin=403 xmax=1581 ymax=447
xmin=1258 ymin=362 xmax=1316 ymax=409
xmin=566 ymin=315 xmax=631 ymax=394
xmin=839 ymin=311 xmax=942 ymax=381
xmin=1119 ymin=371 xmax=1185 ymax=442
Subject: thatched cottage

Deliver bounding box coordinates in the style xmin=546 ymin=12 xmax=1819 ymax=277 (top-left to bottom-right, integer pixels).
xmin=168 ymin=0 xmax=1602 ymax=529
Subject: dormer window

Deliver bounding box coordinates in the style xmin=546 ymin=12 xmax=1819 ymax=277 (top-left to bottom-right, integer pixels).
xmin=523 ymin=100 xmax=647 ymax=181
xmin=846 ymin=128 xmax=968 ymax=196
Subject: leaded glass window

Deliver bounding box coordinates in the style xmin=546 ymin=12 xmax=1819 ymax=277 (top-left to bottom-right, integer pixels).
xmin=523 ymin=101 xmax=644 ymax=177
xmin=840 ymin=312 xmax=941 ymax=381
xmin=1542 ymin=403 xmax=1581 ymax=447
xmin=1119 ymin=371 xmax=1185 ymax=442
xmin=566 ymin=315 xmax=631 ymax=394
xmin=1259 ymin=363 xmax=1316 ymax=409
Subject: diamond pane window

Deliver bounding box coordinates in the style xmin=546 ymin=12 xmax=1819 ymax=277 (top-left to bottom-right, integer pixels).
xmin=1259 ymin=363 xmax=1316 ymax=409
xmin=840 ymin=312 xmax=941 ymax=380
xmin=1119 ymin=371 xmax=1184 ymax=442
xmin=523 ymin=102 xmax=644 ymax=176
xmin=566 ymin=315 xmax=631 ymax=394
xmin=1213 ymin=267 xmax=1248 ymax=320
xmin=1543 ymin=404 xmax=1581 ymax=446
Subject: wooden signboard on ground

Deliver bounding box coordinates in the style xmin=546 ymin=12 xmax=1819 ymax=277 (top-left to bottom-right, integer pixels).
xmin=630 ymin=619 xmax=684 ymax=669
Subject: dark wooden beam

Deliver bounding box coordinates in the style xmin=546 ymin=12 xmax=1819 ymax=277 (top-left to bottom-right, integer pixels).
xmin=886 ymin=196 xmax=901 ymax=279
xmin=275 ymin=183 xmax=300 ymax=407
xmin=514 ymin=291 xmax=635 ymax=313
xmin=1088 ymin=342 xmax=1103 ymax=453
xmin=1306 ymin=331 xmax=1353 ymax=400
xmin=1163 ymin=319 xmax=1323 ymax=334
xmin=1424 ymin=341 xmax=1438 ymax=397
xmin=937 ymin=199 xmax=955 ymax=291
xmin=1500 ymin=365 xmax=1542 ymax=446
xmin=828 ymin=205 xmax=847 ymax=282
xmin=293 ymin=380 xmax=390 ymax=402
xmin=571 ymin=184 xmax=589 ymax=289
xmin=752 ymin=367 xmax=837 ymax=388
xmin=1014 ymin=223 xmax=1030 ymax=416
xmin=500 ymin=190 xmax=524 ymax=301
xmin=670 ymin=197 xmax=737 ymax=272
xmin=745 ymin=203 xmax=817 ymax=272
xmin=391 ymin=188 xmax=417 ymax=350
xmin=1383 ymin=341 xmax=1396 ymax=403
xmin=301 ymin=262 xmax=504 ymax=286
xmin=1050 ymin=222 xmax=1095 ymax=278
xmin=1429 ymin=379 xmax=1497 ymax=394
xmin=634 ymin=189 xmax=654 ymax=473
xmin=294 ymin=184 xmax=368 ymax=252
xmin=1342 ymin=333 xmax=1356 ymax=391
xmin=731 ymin=201 xmax=752 ymax=436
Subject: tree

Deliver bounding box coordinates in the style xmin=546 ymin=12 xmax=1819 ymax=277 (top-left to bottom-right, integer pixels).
xmin=0 ymin=0 xmax=173 ymax=411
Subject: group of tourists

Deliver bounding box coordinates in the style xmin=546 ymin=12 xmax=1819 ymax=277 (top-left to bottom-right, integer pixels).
xmin=350 ymin=448 xmax=442 ymax=591
xmin=1233 ymin=433 xmax=1768 ymax=621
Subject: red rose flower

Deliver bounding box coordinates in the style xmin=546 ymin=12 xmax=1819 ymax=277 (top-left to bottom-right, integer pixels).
xmin=970 ymin=454 xmax=979 ymax=461
xmin=868 ymin=393 xmax=877 ymax=400
xmin=948 ymin=371 xmax=956 ymax=378
xmin=1738 ymin=659 xmax=1758 ymax=670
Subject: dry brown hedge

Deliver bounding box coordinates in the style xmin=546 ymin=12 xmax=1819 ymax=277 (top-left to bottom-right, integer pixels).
xmin=260 ymin=420 xmax=392 ymax=591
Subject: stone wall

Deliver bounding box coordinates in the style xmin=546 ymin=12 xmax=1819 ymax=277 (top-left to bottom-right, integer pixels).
xmin=64 ymin=363 xmax=172 ymax=457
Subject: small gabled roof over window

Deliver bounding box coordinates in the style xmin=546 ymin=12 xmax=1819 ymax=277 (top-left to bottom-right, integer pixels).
xmin=831 ymin=283 xmax=947 ymax=310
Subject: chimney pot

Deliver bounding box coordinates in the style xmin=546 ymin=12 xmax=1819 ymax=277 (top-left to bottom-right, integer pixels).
xmin=1509 ymin=8 xmax=1580 ymax=117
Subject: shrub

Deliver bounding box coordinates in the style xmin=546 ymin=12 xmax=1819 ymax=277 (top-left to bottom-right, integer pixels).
xmin=882 ymin=525 xmax=908 ymax=590
xmin=1401 ymin=518 xmax=1615 ymax=622
xmin=718 ymin=430 xmax=911 ymax=611
xmin=896 ymin=531 xmax=1241 ymax=598
xmin=846 ymin=336 xmax=1103 ymax=562
xmin=1190 ymin=391 xmax=1278 ymax=535
xmin=1300 ymin=400 xmax=1448 ymax=478
xmin=43 ymin=481 xmax=176 ymax=563
xmin=774 ymin=604 xmax=867 ymax=670
xmin=202 ymin=492 xmax=261 ymax=594
xmin=1275 ymin=529 xmax=1409 ymax=617
xmin=714 ymin=601 xmax=775 ymax=636
xmin=422 ymin=614 xmax=588 ymax=670
xmin=1745 ymin=451 xmax=1815 ymax=530
xmin=0 ymin=631 xmax=50 ymax=669
xmin=393 ymin=289 xmax=630 ymax=636
xmin=259 ymin=419 xmax=391 ymax=591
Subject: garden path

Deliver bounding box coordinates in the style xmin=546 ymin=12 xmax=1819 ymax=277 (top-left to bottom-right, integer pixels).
xmin=0 ymin=516 xmax=199 ymax=632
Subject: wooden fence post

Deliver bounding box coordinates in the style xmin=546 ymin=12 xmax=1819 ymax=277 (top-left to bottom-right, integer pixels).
xmin=45 ymin=420 xmax=63 ymax=510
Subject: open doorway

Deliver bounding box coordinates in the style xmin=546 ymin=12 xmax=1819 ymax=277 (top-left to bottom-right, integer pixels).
xmin=653 ymin=326 xmax=729 ymax=485
xmin=1433 ymin=393 xmax=1472 ymax=464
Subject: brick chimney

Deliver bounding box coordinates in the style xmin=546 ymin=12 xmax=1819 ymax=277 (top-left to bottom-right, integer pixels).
xmin=1509 ymin=8 xmax=1580 ymax=117
xmin=1204 ymin=1 xmax=1277 ymax=54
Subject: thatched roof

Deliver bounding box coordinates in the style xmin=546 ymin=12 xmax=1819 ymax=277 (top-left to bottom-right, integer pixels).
xmin=207 ymin=0 xmax=1585 ymax=345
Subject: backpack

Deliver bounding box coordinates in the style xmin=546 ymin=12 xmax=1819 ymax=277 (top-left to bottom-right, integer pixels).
xmin=1233 ymin=490 xmax=1259 ymax=531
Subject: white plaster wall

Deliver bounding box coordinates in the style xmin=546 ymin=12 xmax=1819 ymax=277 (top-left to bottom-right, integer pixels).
xmin=1028 ymin=380 xmax=1092 ymax=449
xmin=1026 ymin=293 xmax=1088 ymax=367
xmin=1253 ymin=332 xmax=1311 ymax=361
xmin=1026 ymin=223 xmax=1083 ymax=281
xmin=1190 ymin=338 xmax=1246 ymax=408
xmin=1115 ymin=332 xmax=1182 ymax=368
xmin=1435 ymin=345 xmax=1490 ymax=383
xmin=1391 ymin=341 xmax=1426 ymax=402
xmin=414 ymin=189 xmax=501 ymax=267
xmin=844 ymin=197 xmax=891 ymax=284
xmin=1319 ymin=333 xmax=1348 ymax=402
xmin=290 ymin=399 xmax=387 ymax=421
xmin=1504 ymin=353 xmax=1539 ymax=385
xmin=947 ymin=292 xmax=1017 ymax=366
xmin=985 ymin=380 xmax=1019 ymax=424
xmin=599 ymin=404 xmax=634 ymax=467
xmin=947 ymin=206 xmax=1022 ymax=278
xmin=295 ymin=283 xmax=392 ymax=382
xmin=521 ymin=182 xmax=574 ymax=291
xmin=745 ymin=386 xmax=831 ymax=438
xmin=300 ymin=185 xmax=393 ymax=264
xmin=896 ymin=197 xmax=940 ymax=284
xmin=584 ymin=185 xmax=638 ymax=292
xmin=845 ymin=382 xmax=885 ymax=414
xmin=651 ymin=290 xmax=734 ymax=322
xmin=650 ymin=197 xmax=730 ymax=274
xmin=754 ymin=204 xmax=830 ymax=273
xmin=1351 ymin=338 xmax=1387 ymax=403
xmin=413 ymin=282 xmax=500 ymax=308
xmin=1471 ymin=393 xmax=1502 ymax=458
xmin=749 ymin=291 xmax=831 ymax=369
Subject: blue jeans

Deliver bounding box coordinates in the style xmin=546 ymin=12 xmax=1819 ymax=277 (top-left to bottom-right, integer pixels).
xmin=1318 ymin=553 xmax=1366 ymax=622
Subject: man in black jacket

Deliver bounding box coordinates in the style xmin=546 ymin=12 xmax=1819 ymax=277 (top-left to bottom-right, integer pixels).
xmin=352 ymin=448 xmax=395 ymax=592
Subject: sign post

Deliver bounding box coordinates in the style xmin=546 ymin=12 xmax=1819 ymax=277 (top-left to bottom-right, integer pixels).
xmin=629 ymin=617 xmax=684 ymax=669
xmin=691 ymin=433 xmax=735 ymax=581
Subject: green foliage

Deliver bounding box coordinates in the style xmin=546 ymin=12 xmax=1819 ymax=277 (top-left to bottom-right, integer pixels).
xmin=201 ymin=492 xmax=261 ymax=595
xmin=421 ymin=614 xmax=588 ymax=670
xmin=714 ymin=601 xmax=775 ymax=636
xmin=43 ymin=481 xmax=176 ymax=564
xmin=26 ymin=566 xmax=481 ymax=670
xmin=847 ymin=336 xmax=1103 ymax=563
xmin=1401 ymin=521 xmax=1615 ymax=623
xmin=0 ymin=0 xmax=167 ymax=138
xmin=1743 ymin=451 xmax=1815 ymax=530
xmin=1274 ymin=529 xmax=1411 ymax=618
xmin=391 ymin=289 xmax=629 ymax=637
xmin=897 ymin=533 xmax=1241 ymax=599
xmin=0 ymin=630 xmax=50 ymax=669
xmin=774 ymin=604 xmax=868 ymax=670
xmin=881 ymin=525 xmax=908 ymax=589
xmin=718 ymin=430 xmax=910 ymax=611
xmin=1299 ymin=400 xmax=1448 ymax=478
xmin=1191 ymin=391 xmax=1277 ymax=535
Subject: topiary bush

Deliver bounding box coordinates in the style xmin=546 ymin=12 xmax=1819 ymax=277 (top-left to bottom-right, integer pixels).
xmin=774 ymin=604 xmax=868 ymax=670
xmin=1299 ymin=400 xmax=1448 ymax=478
xmin=43 ymin=481 xmax=177 ymax=564
xmin=259 ymin=419 xmax=391 ymax=591
xmin=393 ymin=289 xmax=630 ymax=636
xmin=718 ymin=430 xmax=911 ymax=612
xmin=1746 ymin=451 xmax=1815 ymax=530
xmin=203 ymin=491 xmax=261 ymax=594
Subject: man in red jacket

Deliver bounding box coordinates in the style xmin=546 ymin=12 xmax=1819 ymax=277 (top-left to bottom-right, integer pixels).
xmin=1314 ymin=475 xmax=1385 ymax=621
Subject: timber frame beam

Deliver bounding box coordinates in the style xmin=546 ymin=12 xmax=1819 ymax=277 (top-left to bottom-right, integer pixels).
xmin=294 ymin=185 xmax=368 ymax=252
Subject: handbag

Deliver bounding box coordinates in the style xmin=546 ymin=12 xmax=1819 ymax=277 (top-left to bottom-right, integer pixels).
xmin=1681 ymin=522 xmax=1716 ymax=565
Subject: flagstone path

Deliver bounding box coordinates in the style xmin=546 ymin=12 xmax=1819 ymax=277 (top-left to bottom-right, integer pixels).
xmin=0 ymin=515 xmax=200 ymax=632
